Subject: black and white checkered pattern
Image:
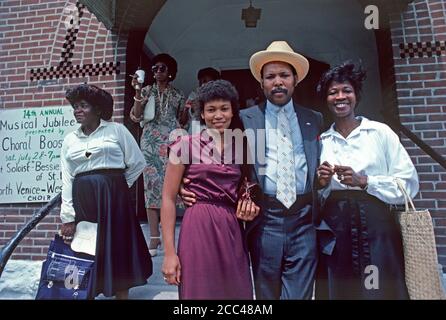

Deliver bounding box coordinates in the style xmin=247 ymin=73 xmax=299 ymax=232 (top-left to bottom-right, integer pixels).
xmin=29 ymin=2 xmax=120 ymax=81
xmin=30 ymin=62 xmax=121 ymax=81
xmin=60 ymin=28 xmax=78 ymax=66
xmin=59 ymin=3 xmax=84 ymax=66
xmin=400 ymin=41 xmax=446 ymax=58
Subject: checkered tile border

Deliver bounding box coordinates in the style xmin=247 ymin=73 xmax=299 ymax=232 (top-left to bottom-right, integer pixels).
xmin=60 ymin=2 xmax=85 ymax=66
xmin=29 ymin=2 xmax=121 ymax=81
xmin=30 ymin=62 xmax=121 ymax=81
xmin=60 ymin=27 xmax=79 ymax=66
xmin=399 ymin=41 xmax=446 ymax=58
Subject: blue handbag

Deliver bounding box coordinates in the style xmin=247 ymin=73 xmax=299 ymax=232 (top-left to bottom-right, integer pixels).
xmin=35 ymin=234 xmax=95 ymax=300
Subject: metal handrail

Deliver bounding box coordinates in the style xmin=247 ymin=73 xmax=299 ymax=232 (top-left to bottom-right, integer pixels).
xmin=382 ymin=110 xmax=446 ymax=171
xmin=0 ymin=193 xmax=61 ymax=278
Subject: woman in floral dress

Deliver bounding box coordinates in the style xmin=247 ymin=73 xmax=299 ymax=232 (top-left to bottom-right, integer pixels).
xmin=130 ymin=53 xmax=186 ymax=256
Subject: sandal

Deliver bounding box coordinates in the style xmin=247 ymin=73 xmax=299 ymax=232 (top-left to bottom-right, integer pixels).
xmin=149 ymin=236 xmax=161 ymax=257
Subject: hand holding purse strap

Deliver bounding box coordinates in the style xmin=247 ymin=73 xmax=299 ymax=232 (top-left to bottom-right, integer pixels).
xmin=395 ymin=178 xmax=417 ymax=212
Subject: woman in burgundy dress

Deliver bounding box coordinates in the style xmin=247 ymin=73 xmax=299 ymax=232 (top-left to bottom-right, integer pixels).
xmin=161 ymin=80 xmax=259 ymax=299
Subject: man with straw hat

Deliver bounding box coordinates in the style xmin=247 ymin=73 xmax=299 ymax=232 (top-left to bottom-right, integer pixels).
xmin=241 ymin=41 xmax=327 ymax=299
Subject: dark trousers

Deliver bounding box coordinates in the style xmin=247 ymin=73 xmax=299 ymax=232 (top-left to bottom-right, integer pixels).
xmin=248 ymin=194 xmax=317 ymax=299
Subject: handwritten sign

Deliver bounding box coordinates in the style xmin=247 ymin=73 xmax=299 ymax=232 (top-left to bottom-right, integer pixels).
xmin=0 ymin=106 xmax=77 ymax=203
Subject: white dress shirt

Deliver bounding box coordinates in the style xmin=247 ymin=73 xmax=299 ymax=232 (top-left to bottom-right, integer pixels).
xmin=264 ymin=99 xmax=308 ymax=195
xmin=60 ymin=120 xmax=145 ymax=223
xmin=320 ymin=116 xmax=419 ymax=204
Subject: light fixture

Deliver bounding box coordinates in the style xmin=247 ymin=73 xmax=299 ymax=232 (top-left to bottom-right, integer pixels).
xmin=241 ymin=0 xmax=261 ymax=28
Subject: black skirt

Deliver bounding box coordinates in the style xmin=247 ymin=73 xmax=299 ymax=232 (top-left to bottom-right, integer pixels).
xmin=73 ymin=169 xmax=152 ymax=297
xmin=316 ymin=190 xmax=409 ymax=300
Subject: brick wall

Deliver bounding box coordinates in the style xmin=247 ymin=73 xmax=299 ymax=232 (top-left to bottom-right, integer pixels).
xmin=0 ymin=0 xmax=127 ymax=260
xmin=390 ymin=0 xmax=446 ymax=269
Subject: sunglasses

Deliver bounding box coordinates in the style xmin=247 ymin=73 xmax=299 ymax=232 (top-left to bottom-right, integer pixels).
xmin=151 ymin=64 xmax=167 ymax=73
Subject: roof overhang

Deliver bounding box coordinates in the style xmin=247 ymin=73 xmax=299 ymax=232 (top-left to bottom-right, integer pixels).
xmin=80 ymin=0 xmax=414 ymax=33
xmin=79 ymin=0 xmax=166 ymax=32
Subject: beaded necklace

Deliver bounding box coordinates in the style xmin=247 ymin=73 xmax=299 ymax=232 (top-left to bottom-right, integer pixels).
xmin=156 ymin=84 xmax=170 ymax=118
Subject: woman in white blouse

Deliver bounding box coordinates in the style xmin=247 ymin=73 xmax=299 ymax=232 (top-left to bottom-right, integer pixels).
xmin=315 ymin=62 xmax=419 ymax=299
xmin=60 ymin=84 xmax=152 ymax=299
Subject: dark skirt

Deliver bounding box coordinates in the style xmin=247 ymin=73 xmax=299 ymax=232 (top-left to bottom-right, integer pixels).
xmin=316 ymin=190 xmax=409 ymax=300
xmin=73 ymin=169 xmax=152 ymax=297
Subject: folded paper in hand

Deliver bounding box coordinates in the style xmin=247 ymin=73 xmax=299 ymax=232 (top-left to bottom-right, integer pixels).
xmin=71 ymin=221 xmax=97 ymax=256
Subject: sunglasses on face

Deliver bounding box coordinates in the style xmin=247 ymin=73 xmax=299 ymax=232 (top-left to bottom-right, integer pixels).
xmin=151 ymin=64 xmax=167 ymax=73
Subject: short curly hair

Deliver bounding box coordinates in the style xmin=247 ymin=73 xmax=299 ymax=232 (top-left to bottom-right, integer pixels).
xmin=317 ymin=61 xmax=367 ymax=102
xmin=152 ymin=53 xmax=178 ymax=81
xmin=65 ymin=84 xmax=113 ymax=120
xmin=197 ymin=79 xmax=242 ymax=130
xmin=197 ymin=67 xmax=220 ymax=81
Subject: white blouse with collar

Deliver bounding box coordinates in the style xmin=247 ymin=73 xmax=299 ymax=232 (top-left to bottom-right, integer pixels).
xmin=60 ymin=120 xmax=145 ymax=223
xmin=320 ymin=117 xmax=419 ymax=204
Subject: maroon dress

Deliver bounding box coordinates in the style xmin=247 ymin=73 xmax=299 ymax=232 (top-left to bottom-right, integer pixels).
xmin=170 ymin=134 xmax=253 ymax=300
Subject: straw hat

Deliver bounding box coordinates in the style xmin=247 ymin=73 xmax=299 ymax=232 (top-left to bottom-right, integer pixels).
xmin=71 ymin=221 xmax=97 ymax=256
xmin=249 ymin=41 xmax=309 ymax=83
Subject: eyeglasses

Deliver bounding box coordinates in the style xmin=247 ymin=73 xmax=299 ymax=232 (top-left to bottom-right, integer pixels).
xmin=151 ymin=64 xmax=167 ymax=73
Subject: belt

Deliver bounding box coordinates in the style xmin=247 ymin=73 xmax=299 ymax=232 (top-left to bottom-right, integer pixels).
xmin=75 ymin=168 xmax=125 ymax=178
xmin=193 ymin=199 xmax=233 ymax=207
xmin=264 ymin=192 xmax=312 ymax=214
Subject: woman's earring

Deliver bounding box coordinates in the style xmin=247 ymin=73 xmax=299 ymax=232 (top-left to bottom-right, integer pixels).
xmin=168 ymin=75 xmax=172 ymax=79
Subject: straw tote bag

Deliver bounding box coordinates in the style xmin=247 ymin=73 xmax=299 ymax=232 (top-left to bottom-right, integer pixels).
xmin=395 ymin=179 xmax=446 ymax=300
